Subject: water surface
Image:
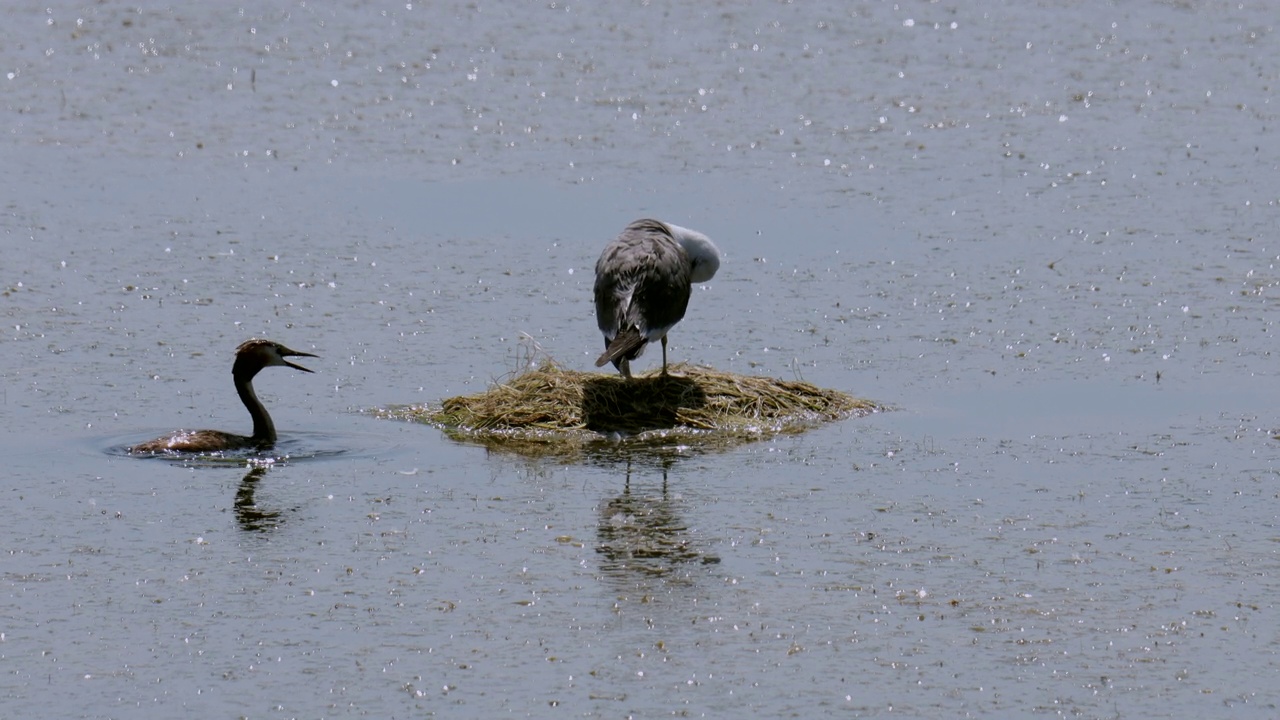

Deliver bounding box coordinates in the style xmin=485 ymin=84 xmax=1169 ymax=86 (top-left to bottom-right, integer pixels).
xmin=3 ymin=1 xmax=1279 ymax=717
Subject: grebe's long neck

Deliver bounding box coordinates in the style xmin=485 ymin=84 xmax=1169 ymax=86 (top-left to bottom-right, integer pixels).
xmin=234 ymin=372 xmax=276 ymax=443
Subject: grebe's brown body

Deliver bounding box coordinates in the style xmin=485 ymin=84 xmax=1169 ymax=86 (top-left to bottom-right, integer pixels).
xmin=130 ymin=339 xmax=317 ymax=454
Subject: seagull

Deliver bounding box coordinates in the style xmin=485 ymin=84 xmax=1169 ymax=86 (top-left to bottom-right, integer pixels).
xmin=594 ymin=218 xmax=720 ymax=378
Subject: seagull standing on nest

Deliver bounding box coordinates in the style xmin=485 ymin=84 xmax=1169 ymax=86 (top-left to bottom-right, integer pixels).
xmin=594 ymin=218 xmax=720 ymax=379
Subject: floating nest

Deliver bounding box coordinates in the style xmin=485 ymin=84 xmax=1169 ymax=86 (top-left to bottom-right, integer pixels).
xmin=374 ymin=357 xmax=880 ymax=459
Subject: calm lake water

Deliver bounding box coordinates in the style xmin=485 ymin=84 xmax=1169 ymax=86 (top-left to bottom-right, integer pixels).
xmin=4 ymin=1 xmax=1280 ymax=717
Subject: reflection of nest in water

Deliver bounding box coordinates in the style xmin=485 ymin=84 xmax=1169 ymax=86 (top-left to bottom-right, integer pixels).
xmin=374 ymin=359 xmax=880 ymax=458
xmin=597 ymin=487 xmax=715 ymax=579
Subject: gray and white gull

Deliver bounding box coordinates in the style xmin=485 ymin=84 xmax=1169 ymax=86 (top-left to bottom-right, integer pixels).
xmin=593 ymin=218 xmax=720 ymax=379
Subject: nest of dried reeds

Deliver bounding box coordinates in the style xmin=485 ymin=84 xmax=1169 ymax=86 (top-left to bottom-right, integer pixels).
xmin=373 ymin=354 xmax=880 ymax=459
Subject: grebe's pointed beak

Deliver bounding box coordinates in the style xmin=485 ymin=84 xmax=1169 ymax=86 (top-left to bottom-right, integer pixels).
xmin=278 ymin=346 xmax=318 ymax=373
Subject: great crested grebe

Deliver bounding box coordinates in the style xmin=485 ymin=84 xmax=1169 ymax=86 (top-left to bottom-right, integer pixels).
xmin=593 ymin=218 xmax=720 ymax=379
xmin=129 ymin=339 xmax=317 ymax=454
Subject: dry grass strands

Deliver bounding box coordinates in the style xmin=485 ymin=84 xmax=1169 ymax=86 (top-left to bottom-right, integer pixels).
xmin=374 ymin=361 xmax=880 ymax=459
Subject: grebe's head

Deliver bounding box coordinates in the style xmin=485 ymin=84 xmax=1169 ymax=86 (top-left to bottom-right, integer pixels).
xmin=233 ymin=338 xmax=318 ymax=377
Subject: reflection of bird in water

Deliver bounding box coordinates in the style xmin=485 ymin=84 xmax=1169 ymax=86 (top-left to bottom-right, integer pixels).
xmin=130 ymin=339 xmax=317 ymax=454
xmin=596 ymin=457 xmax=719 ymax=579
xmin=234 ymin=465 xmax=282 ymax=532
xmin=594 ymin=219 xmax=720 ymax=379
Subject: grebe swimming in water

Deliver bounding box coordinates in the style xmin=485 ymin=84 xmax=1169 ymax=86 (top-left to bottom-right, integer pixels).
xmin=594 ymin=219 xmax=720 ymax=378
xmin=129 ymin=339 xmax=317 ymax=454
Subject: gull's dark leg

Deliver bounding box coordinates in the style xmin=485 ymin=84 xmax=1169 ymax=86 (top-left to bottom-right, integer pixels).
xmin=660 ymin=336 xmax=669 ymax=375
